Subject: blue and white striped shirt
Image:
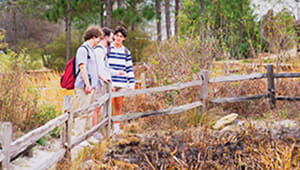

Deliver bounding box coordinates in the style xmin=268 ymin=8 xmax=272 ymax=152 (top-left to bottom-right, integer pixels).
xmin=108 ymin=44 xmax=135 ymax=89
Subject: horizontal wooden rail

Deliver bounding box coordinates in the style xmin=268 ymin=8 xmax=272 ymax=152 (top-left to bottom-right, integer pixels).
xmin=73 ymin=93 xmax=109 ymax=117
xmin=276 ymin=96 xmax=300 ymax=101
xmin=209 ymin=73 xmax=266 ymax=83
xmin=210 ymin=94 xmax=268 ymax=103
xmin=72 ymin=118 xmax=108 ymax=148
xmin=112 ymin=80 xmax=203 ymax=98
xmin=10 ymin=113 xmax=69 ymax=159
xmin=37 ymin=148 xmax=66 ymax=170
xmin=274 ymin=72 xmax=300 ymax=78
xmin=112 ymin=101 xmax=203 ymax=122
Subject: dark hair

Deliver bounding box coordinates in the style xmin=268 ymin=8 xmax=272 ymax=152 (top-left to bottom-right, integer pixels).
xmin=83 ymin=25 xmax=103 ymax=41
xmin=102 ymin=27 xmax=113 ymax=37
xmin=114 ymin=26 xmax=127 ymax=37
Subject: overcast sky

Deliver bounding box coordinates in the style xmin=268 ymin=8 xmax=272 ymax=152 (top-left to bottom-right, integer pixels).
xmin=251 ymin=0 xmax=299 ymax=20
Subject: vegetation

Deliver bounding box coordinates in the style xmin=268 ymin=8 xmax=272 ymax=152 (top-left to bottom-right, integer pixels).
xmin=0 ymin=0 xmax=299 ymax=168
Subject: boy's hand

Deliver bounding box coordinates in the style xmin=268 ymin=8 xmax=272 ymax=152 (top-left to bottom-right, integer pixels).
xmin=118 ymin=70 xmax=126 ymax=76
xmin=85 ymin=85 xmax=92 ymax=94
xmin=112 ymin=87 xmax=116 ymax=92
xmin=104 ymin=79 xmax=112 ymax=84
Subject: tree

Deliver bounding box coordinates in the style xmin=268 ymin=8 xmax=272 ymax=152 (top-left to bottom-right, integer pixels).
xmin=112 ymin=0 xmax=155 ymax=30
xmin=66 ymin=0 xmax=71 ymax=62
xmin=19 ymin=0 xmax=102 ymax=62
xmin=11 ymin=0 xmax=17 ymax=52
xmin=106 ymin=0 xmax=113 ymax=28
xmin=100 ymin=1 xmax=104 ymax=27
xmin=0 ymin=0 xmax=18 ymax=52
xmin=174 ymin=0 xmax=179 ymax=39
xmin=155 ymin=0 xmax=161 ymax=42
xmin=116 ymin=0 xmax=123 ymax=25
xmin=200 ymin=0 xmax=205 ymax=41
xmin=130 ymin=0 xmax=137 ymax=31
xmin=179 ymin=0 xmax=264 ymax=58
xmin=165 ymin=0 xmax=171 ymax=39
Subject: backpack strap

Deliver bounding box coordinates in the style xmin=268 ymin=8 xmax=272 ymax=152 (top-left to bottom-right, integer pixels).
xmin=124 ymin=47 xmax=129 ymax=61
xmin=107 ymin=46 xmax=111 ymax=57
xmin=94 ymin=45 xmax=104 ymax=49
xmin=80 ymin=45 xmax=91 ymax=59
xmin=74 ymin=45 xmax=91 ymax=78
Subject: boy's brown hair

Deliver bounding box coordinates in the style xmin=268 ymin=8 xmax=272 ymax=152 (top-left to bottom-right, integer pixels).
xmin=83 ymin=25 xmax=103 ymax=41
xmin=114 ymin=26 xmax=127 ymax=37
xmin=102 ymin=27 xmax=113 ymax=37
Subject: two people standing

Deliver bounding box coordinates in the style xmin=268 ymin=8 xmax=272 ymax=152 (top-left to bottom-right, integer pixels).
xmin=74 ymin=25 xmax=135 ymax=136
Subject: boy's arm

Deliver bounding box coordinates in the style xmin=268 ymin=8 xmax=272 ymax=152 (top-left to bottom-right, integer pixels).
xmin=125 ymin=51 xmax=135 ymax=89
xmin=95 ymin=47 xmax=111 ymax=82
xmin=79 ymin=64 xmax=92 ymax=93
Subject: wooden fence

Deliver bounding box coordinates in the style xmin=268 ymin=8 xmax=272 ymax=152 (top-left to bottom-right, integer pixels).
xmin=0 ymin=64 xmax=299 ymax=169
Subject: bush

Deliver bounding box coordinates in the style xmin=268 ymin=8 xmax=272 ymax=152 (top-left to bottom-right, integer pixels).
xmin=44 ymin=30 xmax=83 ymax=71
xmin=32 ymin=103 xmax=61 ymax=138
xmin=140 ymin=37 xmax=214 ymax=86
xmin=124 ymin=29 xmax=153 ymax=62
xmin=32 ymin=103 xmax=60 ymax=127
xmin=179 ymin=0 xmax=268 ymax=59
xmin=17 ymin=40 xmax=44 ymax=70
xmin=0 ymin=34 xmax=61 ymax=132
xmin=0 ymin=50 xmax=40 ymax=131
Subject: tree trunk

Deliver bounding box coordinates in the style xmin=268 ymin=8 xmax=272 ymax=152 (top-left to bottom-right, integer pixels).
xmin=66 ymin=0 xmax=71 ymax=62
xmin=174 ymin=0 xmax=179 ymax=40
xmin=200 ymin=0 xmax=205 ymax=41
xmin=106 ymin=0 xmax=113 ymax=28
xmin=117 ymin=0 xmax=123 ymax=25
xmin=165 ymin=0 xmax=171 ymax=40
xmin=131 ymin=0 xmax=136 ymax=31
xmin=12 ymin=0 xmax=17 ymax=52
xmin=100 ymin=1 xmax=104 ymax=27
xmin=131 ymin=21 xmax=136 ymax=31
xmin=155 ymin=0 xmax=161 ymax=43
xmin=239 ymin=0 xmax=243 ymax=46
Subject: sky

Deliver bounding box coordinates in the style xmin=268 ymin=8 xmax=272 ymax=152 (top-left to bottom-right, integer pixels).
xmin=251 ymin=0 xmax=299 ymax=20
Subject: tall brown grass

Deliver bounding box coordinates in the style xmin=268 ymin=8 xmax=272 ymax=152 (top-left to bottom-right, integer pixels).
xmin=0 ymin=68 xmax=39 ymax=131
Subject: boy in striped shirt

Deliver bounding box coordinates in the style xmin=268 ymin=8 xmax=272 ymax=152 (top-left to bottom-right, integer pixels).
xmin=108 ymin=26 xmax=135 ymax=134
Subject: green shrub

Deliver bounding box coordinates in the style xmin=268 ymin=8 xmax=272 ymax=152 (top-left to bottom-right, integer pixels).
xmin=17 ymin=40 xmax=44 ymax=70
xmin=124 ymin=29 xmax=153 ymax=62
xmin=44 ymin=30 xmax=83 ymax=71
xmin=32 ymin=103 xmax=60 ymax=127
xmin=0 ymin=32 xmax=61 ymax=134
xmin=0 ymin=50 xmax=40 ymax=132
xmin=32 ymin=103 xmax=61 ymax=138
xmin=179 ymin=0 xmax=268 ymax=59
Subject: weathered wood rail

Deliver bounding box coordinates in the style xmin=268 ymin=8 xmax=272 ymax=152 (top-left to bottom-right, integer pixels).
xmin=0 ymin=64 xmax=299 ymax=169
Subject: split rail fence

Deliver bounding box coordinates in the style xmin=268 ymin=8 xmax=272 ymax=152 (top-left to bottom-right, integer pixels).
xmin=0 ymin=64 xmax=299 ymax=169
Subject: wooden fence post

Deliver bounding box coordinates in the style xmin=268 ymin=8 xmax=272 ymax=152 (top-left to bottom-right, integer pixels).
xmin=0 ymin=122 xmax=12 ymax=170
xmin=104 ymin=83 xmax=112 ymax=137
xmin=200 ymin=70 xmax=210 ymax=112
xmin=267 ymin=64 xmax=276 ymax=109
xmin=62 ymin=96 xmax=74 ymax=161
xmin=141 ymin=73 xmax=146 ymax=89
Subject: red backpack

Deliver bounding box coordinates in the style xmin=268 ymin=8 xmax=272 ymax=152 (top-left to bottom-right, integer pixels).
xmin=60 ymin=46 xmax=89 ymax=89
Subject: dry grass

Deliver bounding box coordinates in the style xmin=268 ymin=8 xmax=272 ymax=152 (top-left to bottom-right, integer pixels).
xmin=0 ymin=70 xmax=39 ymax=131
xmin=0 ymin=70 xmax=73 ymax=133
xmin=26 ymin=70 xmax=75 ymax=109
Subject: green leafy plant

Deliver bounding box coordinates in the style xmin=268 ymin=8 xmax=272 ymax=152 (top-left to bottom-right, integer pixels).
xmin=32 ymin=103 xmax=60 ymax=127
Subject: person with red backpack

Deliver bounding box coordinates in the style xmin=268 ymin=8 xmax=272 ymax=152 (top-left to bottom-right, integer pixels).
xmin=73 ymin=25 xmax=103 ymax=136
